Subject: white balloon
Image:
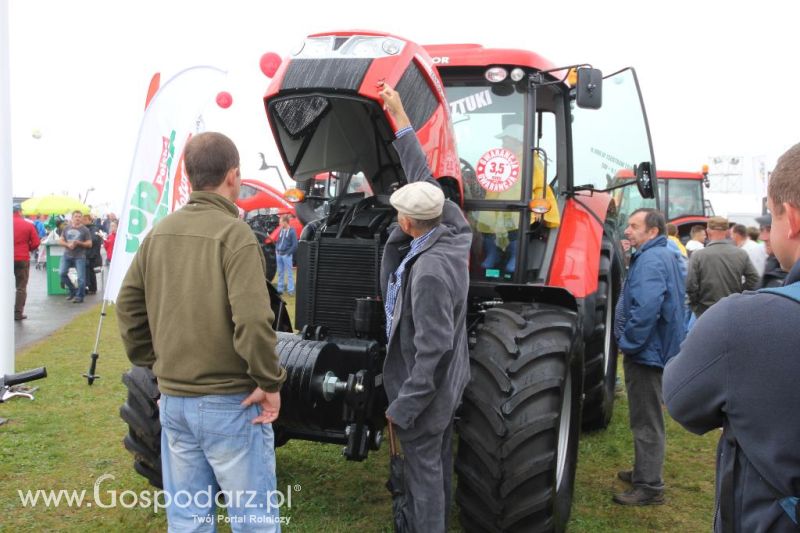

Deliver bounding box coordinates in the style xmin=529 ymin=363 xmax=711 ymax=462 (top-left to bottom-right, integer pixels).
xmin=31 ymin=128 xmax=42 ymax=139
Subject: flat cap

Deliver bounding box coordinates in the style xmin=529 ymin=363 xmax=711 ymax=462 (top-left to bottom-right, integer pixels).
xmin=755 ymin=213 xmax=772 ymax=228
xmin=390 ymin=181 xmax=444 ymax=220
xmin=706 ymin=216 xmax=729 ymax=231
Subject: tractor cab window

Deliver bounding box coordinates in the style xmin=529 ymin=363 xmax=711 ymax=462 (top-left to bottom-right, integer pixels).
xmin=614 ymin=182 xmax=658 ymax=230
xmin=665 ymin=179 xmax=703 ymax=219
xmin=445 ymin=86 xmax=557 ymax=201
xmin=444 ymin=83 xmax=560 ymax=282
xmin=345 ymin=172 xmax=373 ymax=198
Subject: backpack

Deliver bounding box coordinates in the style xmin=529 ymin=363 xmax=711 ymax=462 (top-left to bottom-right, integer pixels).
xmin=719 ymin=281 xmax=800 ymax=529
xmin=759 ymin=280 xmax=800 ymax=304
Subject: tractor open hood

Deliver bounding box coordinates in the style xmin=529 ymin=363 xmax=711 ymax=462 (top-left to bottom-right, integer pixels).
xmin=263 ymin=31 xmax=460 ymax=197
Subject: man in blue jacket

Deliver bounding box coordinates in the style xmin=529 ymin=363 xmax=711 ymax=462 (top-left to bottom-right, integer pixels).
xmin=664 ymin=142 xmax=800 ymax=531
xmin=274 ymin=214 xmax=298 ymax=295
xmin=614 ymin=208 xmax=686 ymax=505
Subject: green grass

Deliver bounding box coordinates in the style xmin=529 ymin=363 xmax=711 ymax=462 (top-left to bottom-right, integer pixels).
xmin=0 ymin=301 xmax=719 ymax=531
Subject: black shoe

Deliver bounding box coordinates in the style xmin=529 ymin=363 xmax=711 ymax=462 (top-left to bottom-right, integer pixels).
xmin=613 ymin=486 xmax=665 ymax=506
xmin=14 ymin=315 xmax=27 ymax=321
xmin=72 ymin=298 xmax=84 ymax=304
xmin=617 ymin=470 xmax=633 ymax=484
xmin=87 ymin=290 xmax=96 ymax=295
xmin=66 ymin=295 xmax=75 ymax=302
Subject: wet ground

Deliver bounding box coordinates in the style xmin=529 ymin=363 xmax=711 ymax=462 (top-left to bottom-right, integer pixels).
xmin=14 ymin=265 xmax=104 ymax=352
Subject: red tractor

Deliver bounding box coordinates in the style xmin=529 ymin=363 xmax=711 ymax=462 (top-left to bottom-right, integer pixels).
xmin=236 ymin=177 xmax=303 ymax=281
xmin=121 ymin=30 xmax=657 ymax=531
xmin=613 ymin=167 xmax=712 ymax=241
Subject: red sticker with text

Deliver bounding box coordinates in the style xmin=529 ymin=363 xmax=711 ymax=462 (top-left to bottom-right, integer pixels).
xmin=476 ymin=148 xmax=520 ymax=192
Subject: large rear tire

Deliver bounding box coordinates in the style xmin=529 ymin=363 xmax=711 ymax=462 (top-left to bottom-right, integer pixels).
xmin=581 ymin=228 xmax=623 ymax=431
xmin=120 ymin=366 xmax=162 ymax=488
xmin=120 ymin=284 xmax=293 ymax=489
xmin=456 ymin=303 xmax=583 ymax=532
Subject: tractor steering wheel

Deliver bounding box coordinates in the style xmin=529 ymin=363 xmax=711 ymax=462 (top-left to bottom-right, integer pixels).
xmin=460 ymin=157 xmax=485 ymax=200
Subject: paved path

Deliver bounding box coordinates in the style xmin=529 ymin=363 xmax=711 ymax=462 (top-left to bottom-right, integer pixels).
xmin=14 ymin=265 xmax=105 ymax=352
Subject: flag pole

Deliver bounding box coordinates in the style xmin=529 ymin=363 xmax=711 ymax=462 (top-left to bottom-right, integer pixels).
xmin=1 ymin=0 xmax=15 ymax=375
xmin=83 ymin=300 xmax=108 ymax=385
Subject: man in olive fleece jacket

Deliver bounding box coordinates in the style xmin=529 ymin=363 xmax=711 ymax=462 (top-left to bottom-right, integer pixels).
xmin=117 ymin=132 xmax=286 ymax=530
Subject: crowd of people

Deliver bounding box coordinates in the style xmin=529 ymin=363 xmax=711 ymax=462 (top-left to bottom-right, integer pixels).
xmin=11 ymin=208 xmax=118 ymax=317
xmin=614 ymin=144 xmax=800 ymax=531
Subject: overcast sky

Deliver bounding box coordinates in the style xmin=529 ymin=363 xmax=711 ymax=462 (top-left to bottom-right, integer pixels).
xmin=7 ymin=0 xmax=798 ymax=214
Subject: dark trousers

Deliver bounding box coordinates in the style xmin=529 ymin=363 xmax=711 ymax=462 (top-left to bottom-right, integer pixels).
xmin=624 ymin=357 xmax=665 ymax=489
xmin=85 ymin=256 xmax=98 ymax=293
xmin=398 ymin=421 xmax=454 ymax=533
xmin=14 ymin=260 xmax=30 ymax=318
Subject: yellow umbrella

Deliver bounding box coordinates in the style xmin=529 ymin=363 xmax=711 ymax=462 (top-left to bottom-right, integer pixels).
xmin=21 ymin=195 xmax=90 ymax=215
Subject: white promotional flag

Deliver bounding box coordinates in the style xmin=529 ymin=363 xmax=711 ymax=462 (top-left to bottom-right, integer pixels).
xmin=104 ymin=66 xmax=227 ymax=302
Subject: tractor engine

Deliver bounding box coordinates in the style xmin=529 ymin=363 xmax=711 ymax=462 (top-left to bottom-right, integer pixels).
xmin=274 ymin=193 xmax=396 ymax=460
xmin=261 ymin=31 xmax=460 ymax=460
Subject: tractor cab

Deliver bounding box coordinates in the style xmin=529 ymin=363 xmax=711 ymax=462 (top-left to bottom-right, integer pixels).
xmin=425 ymin=46 xmax=657 ymax=293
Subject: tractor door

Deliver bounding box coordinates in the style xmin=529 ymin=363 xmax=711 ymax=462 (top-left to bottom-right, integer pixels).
xmin=442 ymin=78 xmax=562 ymax=285
xmin=571 ymin=68 xmax=658 ymax=233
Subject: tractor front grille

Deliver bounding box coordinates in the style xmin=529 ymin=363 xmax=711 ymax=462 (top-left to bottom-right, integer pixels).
xmin=296 ymin=237 xmax=383 ymax=337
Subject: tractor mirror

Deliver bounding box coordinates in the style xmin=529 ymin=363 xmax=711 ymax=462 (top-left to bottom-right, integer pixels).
xmin=576 ymin=68 xmax=603 ymax=109
xmin=635 ymin=162 xmax=655 ymax=199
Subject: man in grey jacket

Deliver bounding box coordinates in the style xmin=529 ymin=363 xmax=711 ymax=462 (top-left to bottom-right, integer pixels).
xmin=686 ymin=215 xmax=760 ymax=316
xmin=378 ymin=83 xmax=472 ymax=532
xmin=664 ymin=142 xmax=800 ymax=532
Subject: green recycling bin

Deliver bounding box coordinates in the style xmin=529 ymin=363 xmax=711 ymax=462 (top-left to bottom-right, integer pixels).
xmin=46 ymin=244 xmax=68 ymax=295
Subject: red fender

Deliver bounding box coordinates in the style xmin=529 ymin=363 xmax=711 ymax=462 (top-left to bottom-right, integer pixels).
xmin=547 ymin=192 xmax=613 ymax=298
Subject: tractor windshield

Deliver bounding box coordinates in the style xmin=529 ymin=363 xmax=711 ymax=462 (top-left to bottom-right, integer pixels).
xmin=445 ymin=85 xmax=557 ymax=200
xmin=664 ymin=179 xmax=704 ymax=220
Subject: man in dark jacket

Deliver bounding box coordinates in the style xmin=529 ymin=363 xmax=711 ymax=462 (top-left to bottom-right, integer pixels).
xmin=686 ymin=216 xmax=760 ymax=316
xmin=613 ymin=208 xmax=686 ymax=505
xmin=664 ymin=142 xmax=800 ymax=532
xmin=378 ymin=83 xmax=472 ymax=532
xmin=83 ymin=213 xmax=103 ymax=294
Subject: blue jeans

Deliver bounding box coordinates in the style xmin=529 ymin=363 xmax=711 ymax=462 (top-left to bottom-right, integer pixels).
xmin=481 ymin=233 xmax=518 ymax=273
xmin=59 ymin=255 xmax=86 ymax=299
xmin=159 ymin=393 xmax=281 ymax=532
xmin=275 ymin=254 xmax=294 ymax=294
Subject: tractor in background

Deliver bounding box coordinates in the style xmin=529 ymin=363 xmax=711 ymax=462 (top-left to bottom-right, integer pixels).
xmin=613 ymin=166 xmax=712 ymax=241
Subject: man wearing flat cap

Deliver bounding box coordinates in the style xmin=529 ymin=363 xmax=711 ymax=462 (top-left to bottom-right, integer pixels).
xmin=686 ymin=215 xmax=760 ymax=317
xmin=378 ymin=82 xmax=472 ymax=532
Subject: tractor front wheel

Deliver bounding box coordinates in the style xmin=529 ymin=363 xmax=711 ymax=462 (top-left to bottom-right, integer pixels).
xmin=456 ymin=303 xmax=583 ymax=532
